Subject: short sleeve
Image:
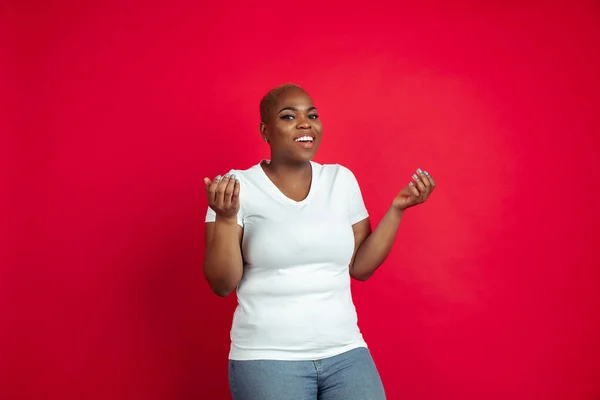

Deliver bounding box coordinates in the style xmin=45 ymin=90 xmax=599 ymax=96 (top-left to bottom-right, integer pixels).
xmin=344 ymin=166 xmax=369 ymax=225
xmin=204 ymin=170 xmax=244 ymax=228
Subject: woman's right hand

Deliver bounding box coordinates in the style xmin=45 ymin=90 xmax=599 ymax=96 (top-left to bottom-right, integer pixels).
xmin=204 ymin=173 xmax=240 ymax=222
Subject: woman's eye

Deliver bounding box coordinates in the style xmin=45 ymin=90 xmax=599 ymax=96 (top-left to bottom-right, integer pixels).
xmin=280 ymin=113 xmax=318 ymax=120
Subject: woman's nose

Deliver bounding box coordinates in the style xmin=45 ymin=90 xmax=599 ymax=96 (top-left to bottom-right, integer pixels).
xmin=296 ymin=115 xmax=312 ymax=129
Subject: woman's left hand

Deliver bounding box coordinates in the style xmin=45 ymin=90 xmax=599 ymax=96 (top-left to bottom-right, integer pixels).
xmin=392 ymin=168 xmax=436 ymax=211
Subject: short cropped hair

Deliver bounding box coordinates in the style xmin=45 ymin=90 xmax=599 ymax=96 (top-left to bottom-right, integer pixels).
xmin=259 ymin=83 xmax=305 ymax=123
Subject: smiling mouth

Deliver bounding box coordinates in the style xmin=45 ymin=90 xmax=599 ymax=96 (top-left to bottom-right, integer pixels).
xmin=294 ymin=135 xmax=314 ymax=143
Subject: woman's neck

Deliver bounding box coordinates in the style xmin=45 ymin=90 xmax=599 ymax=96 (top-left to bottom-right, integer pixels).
xmin=262 ymin=158 xmax=312 ymax=185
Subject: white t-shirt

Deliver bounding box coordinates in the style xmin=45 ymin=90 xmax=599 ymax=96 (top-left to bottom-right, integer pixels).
xmin=205 ymin=160 xmax=370 ymax=361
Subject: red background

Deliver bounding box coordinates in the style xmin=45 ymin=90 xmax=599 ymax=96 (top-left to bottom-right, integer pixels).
xmin=4 ymin=1 xmax=600 ymax=399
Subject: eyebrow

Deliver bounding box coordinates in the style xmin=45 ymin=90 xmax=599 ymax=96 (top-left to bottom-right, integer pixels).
xmin=278 ymin=106 xmax=317 ymax=113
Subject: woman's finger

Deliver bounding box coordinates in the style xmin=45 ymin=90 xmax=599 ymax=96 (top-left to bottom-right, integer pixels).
xmin=215 ymin=174 xmax=231 ymax=208
xmin=408 ymin=181 xmax=420 ymax=197
xmin=204 ymin=177 xmax=214 ymax=204
xmin=412 ymin=173 xmax=427 ymax=195
xmin=231 ymin=179 xmax=241 ymax=209
xmin=417 ymin=168 xmax=431 ymax=191
xmin=206 ymin=175 xmax=221 ymax=204
xmin=424 ymin=171 xmax=436 ymax=189
xmin=222 ymin=174 xmax=237 ymax=209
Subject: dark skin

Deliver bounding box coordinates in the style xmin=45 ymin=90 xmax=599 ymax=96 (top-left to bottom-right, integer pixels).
xmin=203 ymin=87 xmax=436 ymax=296
xmin=259 ymin=87 xmax=322 ymax=202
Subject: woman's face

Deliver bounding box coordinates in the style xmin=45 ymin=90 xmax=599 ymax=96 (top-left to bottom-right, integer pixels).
xmin=261 ymin=88 xmax=322 ymax=163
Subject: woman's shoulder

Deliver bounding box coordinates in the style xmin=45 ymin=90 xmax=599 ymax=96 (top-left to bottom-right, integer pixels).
xmin=314 ymin=162 xmax=357 ymax=178
xmin=224 ymin=161 xmax=263 ymax=179
xmin=313 ymin=162 xmax=361 ymax=189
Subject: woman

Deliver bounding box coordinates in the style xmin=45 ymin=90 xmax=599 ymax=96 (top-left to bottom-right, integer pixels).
xmin=203 ymin=83 xmax=435 ymax=399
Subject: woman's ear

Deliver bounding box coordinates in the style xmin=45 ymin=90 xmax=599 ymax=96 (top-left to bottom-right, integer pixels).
xmin=260 ymin=122 xmax=268 ymax=142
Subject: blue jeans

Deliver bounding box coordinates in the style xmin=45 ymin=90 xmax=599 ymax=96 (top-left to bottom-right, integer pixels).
xmin=228 ymin=347 xmax=386 ymax=400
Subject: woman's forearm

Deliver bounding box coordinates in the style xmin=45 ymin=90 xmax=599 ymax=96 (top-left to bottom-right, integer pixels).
xmin=351 ymin=207 xmax=404 ymax=281
xmin=203 ymin=216 xmax=243 ymax=296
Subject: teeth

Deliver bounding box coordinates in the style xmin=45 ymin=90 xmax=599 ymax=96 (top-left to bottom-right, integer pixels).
xmin=295 ymin=136 xmax=314 ymax=142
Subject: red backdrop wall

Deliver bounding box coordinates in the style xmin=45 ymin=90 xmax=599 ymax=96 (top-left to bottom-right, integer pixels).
xmin=5 ymin=1 xmax=600 ymax=399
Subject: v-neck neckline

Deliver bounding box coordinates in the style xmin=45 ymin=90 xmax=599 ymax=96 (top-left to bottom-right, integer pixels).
xmin=257 ymin=160 xmax=317 ymax=205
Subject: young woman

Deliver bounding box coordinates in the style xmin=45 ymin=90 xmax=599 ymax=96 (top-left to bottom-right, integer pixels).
xmin=203 ymin=83 xmax=436 ymax=399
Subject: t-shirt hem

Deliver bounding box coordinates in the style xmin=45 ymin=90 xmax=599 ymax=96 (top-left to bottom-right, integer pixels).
xmin=228 ymin=341 xmax=368 ymax=361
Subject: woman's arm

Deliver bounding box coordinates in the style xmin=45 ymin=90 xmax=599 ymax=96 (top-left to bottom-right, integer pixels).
xmin=349 ymin=169 xmax=436 ymax=281
xmin=349 ymin=208 xmax=403 ymax=281
xmin=204 ymin=217 xmax=243 ymax=297
xmin=203 ymin=173 xmax=243 ymax=297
